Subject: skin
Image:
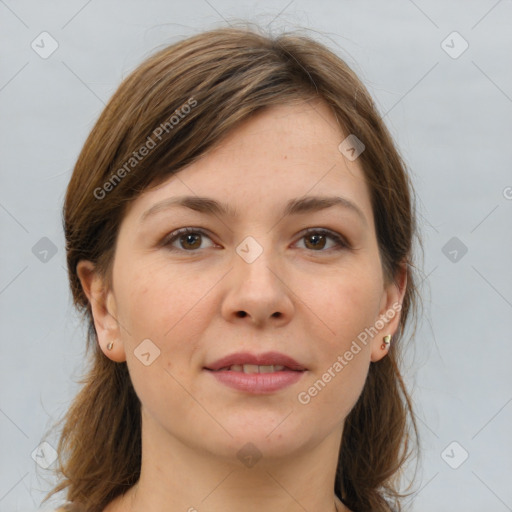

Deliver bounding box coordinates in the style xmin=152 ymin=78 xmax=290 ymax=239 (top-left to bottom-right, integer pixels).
xmin=78 ymin=99 xmax=406 ymax=512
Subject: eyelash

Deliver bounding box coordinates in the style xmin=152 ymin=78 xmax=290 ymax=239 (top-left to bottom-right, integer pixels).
xmin=161 ymin=227 xmax=350 ymax=253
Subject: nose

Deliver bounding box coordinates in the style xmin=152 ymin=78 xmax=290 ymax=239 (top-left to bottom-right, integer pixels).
xmin=220 ymin=239 xmax=294 ymax=327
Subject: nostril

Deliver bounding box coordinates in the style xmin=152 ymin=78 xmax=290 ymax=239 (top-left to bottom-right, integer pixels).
xmin=236 ymin=311 xmax=247 ymax=318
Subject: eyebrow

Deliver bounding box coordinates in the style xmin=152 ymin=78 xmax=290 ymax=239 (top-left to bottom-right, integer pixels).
xmin=140 ymin=195 xmax=367 ymax=226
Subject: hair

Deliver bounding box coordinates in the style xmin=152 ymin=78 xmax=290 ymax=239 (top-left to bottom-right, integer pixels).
xmin=44 ymin=23 xmax=422 ymax=512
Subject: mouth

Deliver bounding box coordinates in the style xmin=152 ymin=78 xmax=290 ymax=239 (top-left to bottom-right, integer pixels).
xmin=203 ymin=352 xmax=307 ymax=394
xmin=207 ymin=364 xmax=301 ymax=373
xmin=204 ymin=351 xmax=307 ymax=372
xmin=204 ymin=364 xmax=306 ymax=395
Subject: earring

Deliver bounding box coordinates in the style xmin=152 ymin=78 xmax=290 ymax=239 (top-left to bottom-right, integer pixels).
xmin=107 ymin=342 xmax=114 ymax=351
xmin=381 ymin=334 xmax=392 ymax=350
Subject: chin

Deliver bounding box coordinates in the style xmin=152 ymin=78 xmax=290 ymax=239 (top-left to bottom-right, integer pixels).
xmin=210 ymin=414 xmax=314 ymax=461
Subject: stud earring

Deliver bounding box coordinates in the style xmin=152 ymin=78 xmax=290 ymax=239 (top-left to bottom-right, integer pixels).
xmin=107 ymin=342 xmax=114 ymax=351
xmin=381 ymin=334 xmax=392 ymax=350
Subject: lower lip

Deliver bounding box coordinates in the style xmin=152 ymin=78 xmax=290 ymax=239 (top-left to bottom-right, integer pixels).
xmin=205 ymin=369 xmax=305 ymax=393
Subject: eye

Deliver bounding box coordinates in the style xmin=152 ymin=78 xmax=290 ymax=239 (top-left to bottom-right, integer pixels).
xmin=161 ymin=227 xmax=350 ymax=253
xmin=162 ymin=227 xmax=215 ymax=251
xmin=295 ymin=228 xmax=349 ymax=252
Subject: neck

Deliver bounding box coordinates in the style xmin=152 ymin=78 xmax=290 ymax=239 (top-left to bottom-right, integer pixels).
xmin=106 ymin=411 xmax=351 ymax=512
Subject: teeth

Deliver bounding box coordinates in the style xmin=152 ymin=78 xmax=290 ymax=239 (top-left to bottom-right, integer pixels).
xmin=217 ymin=364 xmax=288 ymax=373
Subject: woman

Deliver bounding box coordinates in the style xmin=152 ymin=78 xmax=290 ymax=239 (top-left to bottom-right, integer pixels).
xmin=45 ymin=25 xmax=420 ymax=512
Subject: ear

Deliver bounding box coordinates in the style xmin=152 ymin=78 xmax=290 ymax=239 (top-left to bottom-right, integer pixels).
xmin=370 ymin=261 xmax=408 ymax=363
xmin=76 ymin=260 xmax=126 ymax=362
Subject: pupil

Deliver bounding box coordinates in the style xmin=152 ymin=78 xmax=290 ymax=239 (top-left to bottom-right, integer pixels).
xmin=308 ymin=234 xmax=325 ymax=249
xmin=183 ymin=234 xmax=200 ymax=249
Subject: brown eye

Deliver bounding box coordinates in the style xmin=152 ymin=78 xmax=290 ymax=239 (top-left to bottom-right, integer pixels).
xmin=297 ymin=229 xmax=349 ymax=252
xmin=179 ymin=233 xmax=202 ymax=250
xmin=162 ymin=228 xmax=214 ymax=251
xmin=304 ymin=233 xmax=327 ymax=250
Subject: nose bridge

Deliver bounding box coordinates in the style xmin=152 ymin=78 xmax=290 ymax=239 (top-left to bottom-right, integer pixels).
xmin=236 ymin=233 xmax=269 ymax=266
xmin=221 ymin=232 xmax=294 ymax=324
xmin=234 ymin=234 xmax=278 ymax=287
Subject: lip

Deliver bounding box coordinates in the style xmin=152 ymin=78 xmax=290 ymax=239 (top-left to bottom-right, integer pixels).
xmin=205 ymin=369 xmax=305 ymax=393
xmin=204 ymin=351 xmax=307 ymax=372
xmin=203 ymin=351 xmax=307 ymax=394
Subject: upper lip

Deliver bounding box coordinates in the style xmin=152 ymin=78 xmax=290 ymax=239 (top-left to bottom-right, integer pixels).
xmin=204 ymin=351 xmax=307 ymax=371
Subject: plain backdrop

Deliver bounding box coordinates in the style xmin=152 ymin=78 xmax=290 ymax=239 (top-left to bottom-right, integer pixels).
xmin=1 ymin=1 xmax=511 ymax=511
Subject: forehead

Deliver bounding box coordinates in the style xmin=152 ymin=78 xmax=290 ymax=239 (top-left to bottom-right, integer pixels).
xmin=125 ymin=100 xmax=373 ymax=226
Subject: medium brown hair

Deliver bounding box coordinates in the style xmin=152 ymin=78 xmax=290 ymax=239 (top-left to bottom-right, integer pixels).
xmin=44 ymin=24 xmax=421 ymax=512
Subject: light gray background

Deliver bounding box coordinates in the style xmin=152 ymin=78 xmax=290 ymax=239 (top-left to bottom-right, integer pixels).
xmin=1 ymin=1 xmax=511 ymax=511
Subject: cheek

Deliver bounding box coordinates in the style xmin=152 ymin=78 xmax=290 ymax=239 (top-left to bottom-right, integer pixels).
xmin=298 ymin=281 xmax=376 ymax=423
xmin=302 ymin=265 xmax=382 ymax=345
xmin=115 ymin=262 xmax=213 ymax=421
xmin=115 ymin=260 xmax=220 ymax=375
xmin=115 ymin=260 xmax=198 ymax=335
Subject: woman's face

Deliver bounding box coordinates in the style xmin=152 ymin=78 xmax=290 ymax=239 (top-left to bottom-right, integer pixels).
xmin=79 ymin=100 xmax=405 ymax=464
